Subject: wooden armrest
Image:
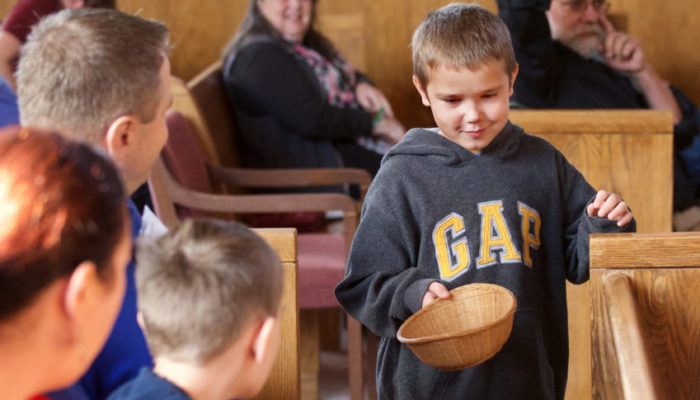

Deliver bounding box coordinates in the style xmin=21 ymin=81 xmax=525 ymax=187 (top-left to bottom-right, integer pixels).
xmin=602 ymin=274 xmax=658 ymax=400
xmin=165 ymin=167 xmax=357 ymax=214
xmin=207 ymin=163 xmax=372 ymax=192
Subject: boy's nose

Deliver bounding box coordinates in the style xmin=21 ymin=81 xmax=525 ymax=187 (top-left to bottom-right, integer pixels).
xmin=463 ymin=103 xmax=481 ymax=123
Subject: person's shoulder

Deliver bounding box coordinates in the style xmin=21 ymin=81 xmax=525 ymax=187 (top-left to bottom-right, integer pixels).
xmin=236 ymin=36 xmax=290 ymax=59
xmin=107 ymin=368 xmax=191 ymax=400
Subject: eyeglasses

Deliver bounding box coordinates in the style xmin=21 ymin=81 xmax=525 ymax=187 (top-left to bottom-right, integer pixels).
xmin=557 ymin=0 xmax=608 ymax=13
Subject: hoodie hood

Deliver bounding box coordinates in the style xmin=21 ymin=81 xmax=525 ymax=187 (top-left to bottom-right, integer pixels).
xmin=383 ymin=121 xmax=523 ymax=166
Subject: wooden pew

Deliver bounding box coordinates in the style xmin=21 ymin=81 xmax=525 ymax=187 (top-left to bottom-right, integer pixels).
xmin=254 ymin=228 xmax=301 ymax=400
xmin=590 ymin=232 xmax=700 ymax=399
xmin=509 ymin=109 xmax=674 ymax=400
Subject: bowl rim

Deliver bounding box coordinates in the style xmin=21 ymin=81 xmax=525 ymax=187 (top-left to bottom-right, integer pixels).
xmin=396 ymin=283 xmax=517 ymax=345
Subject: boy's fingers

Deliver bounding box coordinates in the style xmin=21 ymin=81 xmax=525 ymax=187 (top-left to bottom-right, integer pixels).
xmin=617 ymin=211 xmax=634 ymax=227
xmin=428 ymin=282 xmax=451 ymax=299
xmin=594 ymin=190 xmax=609 ymax=208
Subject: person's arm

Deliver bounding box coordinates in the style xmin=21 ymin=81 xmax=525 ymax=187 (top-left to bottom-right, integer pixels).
xmin=558 ymin=153 xmax=636 ymax=283
xmin=224 ymin=41 xmax=372 ymax=141
xmin=0 ymin=32 xmax=21 ymax=89
xmin=598 ymin=14 xmax=682 ymax=124
xmin=497 ymin=0 xmax=558 ymax=107
xmin=335 ymin=169 xmax=435 ymax=338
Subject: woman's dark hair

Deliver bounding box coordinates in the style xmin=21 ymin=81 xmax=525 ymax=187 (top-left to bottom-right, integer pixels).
xmin=222 ymin=0 xmax=339 ymax=61
xmin=0 ymin=128 xmax=127 ymax=320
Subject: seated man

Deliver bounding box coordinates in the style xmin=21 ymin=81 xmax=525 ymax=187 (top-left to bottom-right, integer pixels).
xmin=108 ymin=219 xmax=283 ymax=400
xmin=17 ymin=8 xmax=171 ymax=399
xmin=498 ymin=0 xmax=700 ymax=217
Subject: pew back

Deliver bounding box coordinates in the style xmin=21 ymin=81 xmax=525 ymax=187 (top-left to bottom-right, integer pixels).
xmin=510 ymin=109 xmax=674 ymax=400
xmin=590 ymin=232 xmax=700 ymax=400
xmin=254 ymin=228 xmax=301 ymax=400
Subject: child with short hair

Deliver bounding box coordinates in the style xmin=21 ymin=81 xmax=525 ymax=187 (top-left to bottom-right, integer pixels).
xmin=335 ymin=4 xmax=635 ymax=399
xmin=108 ymin=219 xmax=283 ymax=400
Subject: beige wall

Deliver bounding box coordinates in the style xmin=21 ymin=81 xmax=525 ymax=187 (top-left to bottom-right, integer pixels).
xmin=3 ymin=0 xmax=697 ymax=128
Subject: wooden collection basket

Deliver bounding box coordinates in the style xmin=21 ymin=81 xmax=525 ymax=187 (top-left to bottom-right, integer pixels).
xmin=397 ymin=283 xmax=517 ymax=370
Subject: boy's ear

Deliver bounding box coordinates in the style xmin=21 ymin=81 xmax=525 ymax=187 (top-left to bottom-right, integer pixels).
xmin=412 ymin=75 xmax=431 ymax=107
xmin=250 ymin=316 xmax=279 ymax=364
xmin=104 ymin=115 xmax=138 ymax=161
xmin=509 ymin=64 xmax=519 ymax=97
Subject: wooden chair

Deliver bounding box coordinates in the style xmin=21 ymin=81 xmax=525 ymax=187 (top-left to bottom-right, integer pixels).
xmin=589 ymin=232 xmax=700 ymax=399
xmin=157 ymin=74 xmax=372 ymax=400
xmin=509 ymin=109 xmax=674 ymax=400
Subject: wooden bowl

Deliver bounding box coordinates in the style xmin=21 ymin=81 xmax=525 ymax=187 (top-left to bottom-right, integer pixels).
xmin=397 ymin=283 xmax=517 ymax=370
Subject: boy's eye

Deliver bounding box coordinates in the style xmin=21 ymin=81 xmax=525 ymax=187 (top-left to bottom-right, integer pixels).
xmin=441 ymin=97 xmax=461 ymax=104
xmin=482 ymin=92 xmax=497 ymax=99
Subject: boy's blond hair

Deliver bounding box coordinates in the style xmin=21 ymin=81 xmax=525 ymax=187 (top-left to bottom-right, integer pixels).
xmin=135 ymin=219 xmax=283 ymax=363
xmin=412 ymin=3 xmax=517 ymax=86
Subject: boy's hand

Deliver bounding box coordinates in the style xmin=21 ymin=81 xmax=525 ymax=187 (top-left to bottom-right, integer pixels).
xmin=587 ymin=190 xmax=634 ymax=227
xmin=422 ymin=281 xmax=450 ymax=309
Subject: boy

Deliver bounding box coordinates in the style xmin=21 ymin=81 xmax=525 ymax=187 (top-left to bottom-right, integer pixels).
xmin=108 ymin=219 xmax=283 ymax=400
xmin=334 ymin=4 xmax=634 ymax=399
xmin=17 ymin=8 xmax=171 ymax=398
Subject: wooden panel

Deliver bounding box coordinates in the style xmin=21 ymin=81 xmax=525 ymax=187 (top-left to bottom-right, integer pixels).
xmin=591 ymin=232 xmax=700 ymax=269
xmin=254 ymin=229 xmax=301 ymax=400
xmin=510 ymin=109 xmax=673 ymax=400
xmin=591 ymin=268 xmax=700 ymax=400
xmin=510 ymin=110 xmax=674 ymax=233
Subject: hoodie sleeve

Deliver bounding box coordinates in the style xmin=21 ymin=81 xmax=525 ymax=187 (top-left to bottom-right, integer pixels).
xmin=335 ymin=169 xmax=434 ymax=338
xmin=557 ymin=153 xmax=636 ymax=284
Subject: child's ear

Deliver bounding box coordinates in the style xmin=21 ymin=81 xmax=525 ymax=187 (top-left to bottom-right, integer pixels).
xmin=412 ymin=75 xmax=431 ymax=107
xmin=250 ymin=316 xmax=279 ymax=364
xmin=509 ymin=64 xmax=519 ymax=96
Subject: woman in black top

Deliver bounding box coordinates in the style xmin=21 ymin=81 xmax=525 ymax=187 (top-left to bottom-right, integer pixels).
xmin=222 ymin=0 xmax=404 ymax=176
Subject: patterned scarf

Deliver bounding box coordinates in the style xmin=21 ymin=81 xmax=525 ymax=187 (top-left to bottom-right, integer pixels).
xmin=292 ymin=43 xmax=360 ymax=108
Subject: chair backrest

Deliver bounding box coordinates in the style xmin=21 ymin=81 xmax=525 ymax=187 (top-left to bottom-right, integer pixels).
xmin=162 ymin=109 xmax=217 ymax=220
xmin=187 ymin=60 xmax=238 ymax=167
xmin=170 ymin=76 xmax=222 ymax=166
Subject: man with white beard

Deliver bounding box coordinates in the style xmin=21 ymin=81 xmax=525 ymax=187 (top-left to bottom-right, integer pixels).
xmin=498 ymin=0 xmax=700 ymax=222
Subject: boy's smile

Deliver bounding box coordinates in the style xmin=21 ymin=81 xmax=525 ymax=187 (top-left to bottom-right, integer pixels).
xmin=413 ymin=59 xmax=518 ymax=154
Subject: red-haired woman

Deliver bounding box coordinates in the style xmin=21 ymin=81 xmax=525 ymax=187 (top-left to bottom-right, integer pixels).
xmin=0 ymin=128 xmax=130 ymax=400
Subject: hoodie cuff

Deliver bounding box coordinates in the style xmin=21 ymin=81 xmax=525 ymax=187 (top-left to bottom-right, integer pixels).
xmin=403 ymin=278 xmax=437 ymax=315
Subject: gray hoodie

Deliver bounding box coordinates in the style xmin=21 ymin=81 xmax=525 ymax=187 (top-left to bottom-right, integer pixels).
xmin=335 ymin=123 xmax=635 ymax=399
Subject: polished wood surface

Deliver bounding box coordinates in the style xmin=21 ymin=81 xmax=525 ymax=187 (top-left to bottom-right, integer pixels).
xmin=511 ymin=109 xmax=674 ymax=234
xmin=591 ymin=232 xmax=700 ymax=268
xmin=602 ymin=274 xmax=658 ymax=400
xmin=590 ymin=232 xmax=700 ymax=400
xmin=510 ymin=109 xmax=674 ymax=400
xmin=254 ymin=228 xmax=301 ymax=400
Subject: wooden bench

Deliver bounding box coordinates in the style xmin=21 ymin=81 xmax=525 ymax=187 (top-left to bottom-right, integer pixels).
xmin=589 ymin=232 xmax=700 ymax=399
xmin=509 ymin=109 xmax=674 ymax=400
xmin=254 ymin=229 xmax=301 ymax=400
